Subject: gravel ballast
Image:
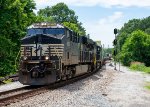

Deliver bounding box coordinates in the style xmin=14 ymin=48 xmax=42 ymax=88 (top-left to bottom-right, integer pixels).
xmin=6 ymin=68 xmax=113 ymax=107
xmin=2 ymin=62 xmax=150 ymax=107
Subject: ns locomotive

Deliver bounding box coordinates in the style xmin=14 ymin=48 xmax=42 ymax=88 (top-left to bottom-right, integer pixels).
xmin=19 ymin=22 xmax=102 ymax=85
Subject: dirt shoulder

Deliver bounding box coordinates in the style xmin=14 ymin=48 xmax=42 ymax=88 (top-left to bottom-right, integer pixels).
xmin=105 ymin=62 xmax=150 ymax=107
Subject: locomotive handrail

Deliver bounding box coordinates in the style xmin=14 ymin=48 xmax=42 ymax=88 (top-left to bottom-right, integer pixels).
xmin=26 ymin=66 xmax=39 ymax=73
xmin=26 ymin=65 xmax=46 ymax=73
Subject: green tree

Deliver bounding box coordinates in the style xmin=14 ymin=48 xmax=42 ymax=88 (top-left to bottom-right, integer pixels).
xmin=38 ymin=3 xmax=78 ymax=23
xmin=117 ymin=16 xmax=150 ymax=51
xmin=35 ymin=15 xmax=55 ymax=23
xmin=0 ymin=36 xmax=16 ymax=76
xmin=63 ymin=22 xmax=86 ymax=35
xmin=76 ymin=22 xmax=86 ymax=35
xmin=120 ymin=30 xmax=150 ymax=66
xmin=117 ymin=19 xmax=141 ymax=50
xmin=139 ymin=16 xmax=150 ymax=31
xmin=0 ymin=0 xmax=36 ymax=76
xmin=115 ymin=16 xmax=150 ymax=64
xmin=37 ymin=2 xmax=86 ymax=35
xmin=145 ymin=28 xmax=150 ymax=35
xmin=0 ymin=0 xmax=36 ymax=43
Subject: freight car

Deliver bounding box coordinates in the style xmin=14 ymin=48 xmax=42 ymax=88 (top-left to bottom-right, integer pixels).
xmin=19 ymin=22 xmax=102 ymax=85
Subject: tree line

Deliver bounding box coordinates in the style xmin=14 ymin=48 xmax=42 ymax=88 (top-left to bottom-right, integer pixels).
xmin=0 ymin=1 xmax=86 ymax=76
xmin=115 ymin=16 xmax=150 ymax=66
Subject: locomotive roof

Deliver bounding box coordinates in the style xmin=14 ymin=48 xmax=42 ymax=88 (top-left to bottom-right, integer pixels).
xmin=28 ymin=22 xmax=65 ymax=29
xmin=27 ymin=22 xmax=80 ymax=36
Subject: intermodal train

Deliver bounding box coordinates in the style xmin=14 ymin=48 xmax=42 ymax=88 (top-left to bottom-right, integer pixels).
xmin=18 ymin=22 xmax=103 ymax=85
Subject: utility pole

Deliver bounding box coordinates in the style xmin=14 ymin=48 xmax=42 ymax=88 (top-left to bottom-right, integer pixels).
xmin=118 ymin=40 xmax=120 ymax=71
xmin=118 ymin=38 xmax=121 ymax=72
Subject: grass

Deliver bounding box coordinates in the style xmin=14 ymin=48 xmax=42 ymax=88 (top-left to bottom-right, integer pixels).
xmin=143 ymin=67 xmax=150 ymax=74
xmin=130 ymin=62 xmax=150 ymax=90
xmin=145 ymin=82 xmax=150 ymax=90
xmin=3 ymin=79 xmax=12 ymax=84
xmin=130 ymin=62 xmax=150 ymax=73
xmin=146 ymin=86 xmax=150 ymax=90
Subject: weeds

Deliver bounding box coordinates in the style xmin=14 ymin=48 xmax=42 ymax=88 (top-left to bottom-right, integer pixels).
xmin=130 ymin=62 xmax=150 ymax=73
xmin=145 ymin=82 xmax=150 ymax=90
xmin=3 ymin=79 xmax=12 ymax=84
xmin=146 ymin=86 xmax=150 ymax=90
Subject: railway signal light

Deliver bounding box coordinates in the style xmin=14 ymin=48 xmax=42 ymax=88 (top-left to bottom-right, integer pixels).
xmin=113 ymin=39 xmax=117 ymax=46
xmin=114 ymin=28 xmax=118 ymax=34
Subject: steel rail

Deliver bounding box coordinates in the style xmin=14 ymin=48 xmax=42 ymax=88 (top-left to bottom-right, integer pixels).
xmin=0 ymin=86 xmax=31 ymax=96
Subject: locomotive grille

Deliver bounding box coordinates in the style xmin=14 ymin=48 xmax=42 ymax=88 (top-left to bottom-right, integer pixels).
xmin=20 ymin=44 xmax=64 ymax=57
xmin=44 ymin=44 xmax=64 ymax=57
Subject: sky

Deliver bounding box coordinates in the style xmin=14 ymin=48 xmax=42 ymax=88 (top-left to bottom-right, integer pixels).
xmin=34 ymin=0 xmax=150 ymax=48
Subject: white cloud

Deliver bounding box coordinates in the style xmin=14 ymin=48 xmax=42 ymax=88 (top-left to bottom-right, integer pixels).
xmin=83 ymin=12 xmax=123 ymax=47
xmin=99 ymin=12 xmax=123 ymax=24
xmin=34 ymin=0 xmax=150 ymax=9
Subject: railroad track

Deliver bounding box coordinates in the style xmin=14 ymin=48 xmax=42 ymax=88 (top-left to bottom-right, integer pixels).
xmin=0 ymin=68 xmax=101 ymax=106
xmin=0 ymin=86 xmax=47 ymax=106
xmin=0 ymin=86 xmax=31 ymax=96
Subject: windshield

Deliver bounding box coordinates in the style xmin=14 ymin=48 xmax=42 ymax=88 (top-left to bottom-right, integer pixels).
xmin=27 ymin=28 xmax=65 ymax=36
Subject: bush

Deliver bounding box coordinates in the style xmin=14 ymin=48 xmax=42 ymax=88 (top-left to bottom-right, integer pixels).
xmin=121 ymin=30 xmax=150 ymax=66
xmin=130 ymin=62 xmax=150 ymax=73
xmin=144 ymin=67 xmax=150 ymax=73
xmin=145 ymin=82 xmax=150 ymax=90
xmin=130 ymin=62 xmax=146 ymax=71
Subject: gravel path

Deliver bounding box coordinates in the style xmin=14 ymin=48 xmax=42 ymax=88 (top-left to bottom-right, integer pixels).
xmin=106 ymin=62 xmax=150 ymax=107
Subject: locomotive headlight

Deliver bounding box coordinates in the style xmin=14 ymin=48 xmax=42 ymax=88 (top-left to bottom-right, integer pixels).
xmin=45 ymin=56 xmax=49 ymax=60
xmin=23 ymin=56 xmax=27 ymax=60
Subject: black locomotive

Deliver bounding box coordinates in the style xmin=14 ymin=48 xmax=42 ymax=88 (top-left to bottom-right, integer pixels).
xmin=19 ymin=22 xmax=102 ymax=85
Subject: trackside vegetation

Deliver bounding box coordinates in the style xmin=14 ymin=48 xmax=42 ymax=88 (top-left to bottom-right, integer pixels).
xmin=145 ymin=85 xmax=150 ymax=90
xmin=0 ymin=0 xmax=36 ymax=76
xmin=130 ymin=62 xmax=150 ymax=74
xmin=120 ymin=30 xmax=150 ymax=66
xmin=115 ymin=16 xmax=150 ymax=74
